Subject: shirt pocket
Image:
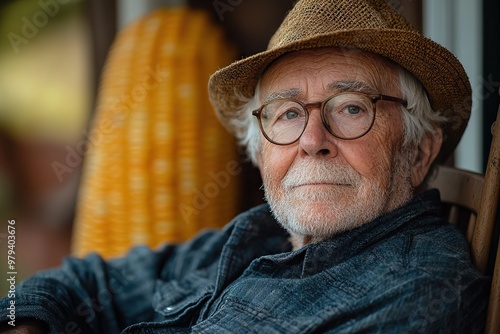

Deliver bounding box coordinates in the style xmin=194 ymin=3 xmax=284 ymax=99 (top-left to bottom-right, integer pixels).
xmin=152 ymin=270 xmax=214 ymax=321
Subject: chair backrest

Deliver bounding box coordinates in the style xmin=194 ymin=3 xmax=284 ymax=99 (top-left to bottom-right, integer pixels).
xmin=426 ymin=92 xmax=500 ymax=333
xmin=483 ymin=97 xmax=500 ymax=334
xmin=426 ymin=165 xmax=484 ymax=243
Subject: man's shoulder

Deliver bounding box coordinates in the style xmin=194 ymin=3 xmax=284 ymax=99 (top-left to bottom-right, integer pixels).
xmin=373 ymin=215 xmax=475 ymax=272
xmin=353 ymin=222 xmax=488 ymax=319
xmin=404 ymin=221 xmax=474 ymax=272
xmin=373 ymin=190 xmax=475 ymax=275
xmin=364 ymin=218 xmax=487 ymax=304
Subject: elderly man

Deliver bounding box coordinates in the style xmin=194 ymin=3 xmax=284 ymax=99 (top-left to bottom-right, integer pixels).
xmin=0 ymin=0 xmax=489 ymax=332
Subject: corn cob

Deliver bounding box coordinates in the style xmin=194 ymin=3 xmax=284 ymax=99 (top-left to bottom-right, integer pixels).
xmin=72 ymin=7 xmax=239 ymax=259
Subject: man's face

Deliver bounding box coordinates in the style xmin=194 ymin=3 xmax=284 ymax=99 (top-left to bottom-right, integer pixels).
xmin=258 ymin=48 xmax=416 ymax=246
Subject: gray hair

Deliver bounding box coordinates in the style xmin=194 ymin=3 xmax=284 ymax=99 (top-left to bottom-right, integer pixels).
xmin=229 ymin=66 xmax=447 ymax=166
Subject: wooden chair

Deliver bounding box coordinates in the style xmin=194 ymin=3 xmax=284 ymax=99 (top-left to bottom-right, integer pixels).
xmin=426 ymin=91 xmax=500 ymax=333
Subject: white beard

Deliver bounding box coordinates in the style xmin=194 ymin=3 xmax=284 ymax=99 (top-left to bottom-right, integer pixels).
xmin=263 ymin=148 xmax=414 ymax=242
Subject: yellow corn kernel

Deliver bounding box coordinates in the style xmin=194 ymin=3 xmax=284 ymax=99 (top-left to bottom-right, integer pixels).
xmin=72 ymin=7 xmax=238 ymax=259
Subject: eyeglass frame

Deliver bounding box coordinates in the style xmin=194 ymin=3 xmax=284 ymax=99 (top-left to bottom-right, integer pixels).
xmin=252 ymin=92 xmax=408 ymax=145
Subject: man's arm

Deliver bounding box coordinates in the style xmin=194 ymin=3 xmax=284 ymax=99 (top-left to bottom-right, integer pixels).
xmin=0 ymin=225 xmax=229 ymax=333
xmin=0 ymin=245 xmax=169 ymax=333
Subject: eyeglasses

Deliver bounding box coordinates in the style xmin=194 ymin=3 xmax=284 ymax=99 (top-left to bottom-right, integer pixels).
xmin=252 ymin=92 xmax=408 ymax=145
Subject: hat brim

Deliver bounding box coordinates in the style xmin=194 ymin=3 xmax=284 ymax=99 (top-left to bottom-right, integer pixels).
xmin=208 ymin=28 xmax=471 ymax=162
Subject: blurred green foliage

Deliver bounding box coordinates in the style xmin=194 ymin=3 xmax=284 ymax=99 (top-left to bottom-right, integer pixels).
xmin=0 ymin=0 xmax=84 ymax=53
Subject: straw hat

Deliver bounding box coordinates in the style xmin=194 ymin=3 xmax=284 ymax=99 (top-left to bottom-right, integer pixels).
xmin=208 ymin=0 xmax=471 ymax=162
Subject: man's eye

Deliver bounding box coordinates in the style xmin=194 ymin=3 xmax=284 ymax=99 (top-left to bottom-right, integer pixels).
xmin=283 ymin=110 xmax=299 ymax=119
xmin=275 ymin=108 xmax=302 ymax=121
xmin=343 ymin=105 xmax=363 ymax=115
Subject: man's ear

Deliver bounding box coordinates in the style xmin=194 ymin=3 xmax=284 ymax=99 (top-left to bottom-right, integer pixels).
xmin=410 ymin=128 xmax=443 ymax=187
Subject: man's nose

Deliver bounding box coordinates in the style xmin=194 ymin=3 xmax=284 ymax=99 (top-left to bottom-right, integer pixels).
xmin=298 ymin=109 xmax=338 ymax=157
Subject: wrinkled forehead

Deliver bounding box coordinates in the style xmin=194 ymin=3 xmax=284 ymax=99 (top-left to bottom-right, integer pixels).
xmin=259 ymin=47 xmax=401 ymax=99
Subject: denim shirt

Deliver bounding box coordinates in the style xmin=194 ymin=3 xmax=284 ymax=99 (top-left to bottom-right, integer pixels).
xmin=1 ymin=190 xmax=489 ymax=333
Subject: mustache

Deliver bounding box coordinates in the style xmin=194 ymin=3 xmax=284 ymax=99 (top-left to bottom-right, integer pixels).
xmin=282 ymin=160 xmax=361 ymax=188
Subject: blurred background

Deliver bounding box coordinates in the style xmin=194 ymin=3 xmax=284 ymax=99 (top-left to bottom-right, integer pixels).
xmin=0 ymin=0 xmax=498 ymax=294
